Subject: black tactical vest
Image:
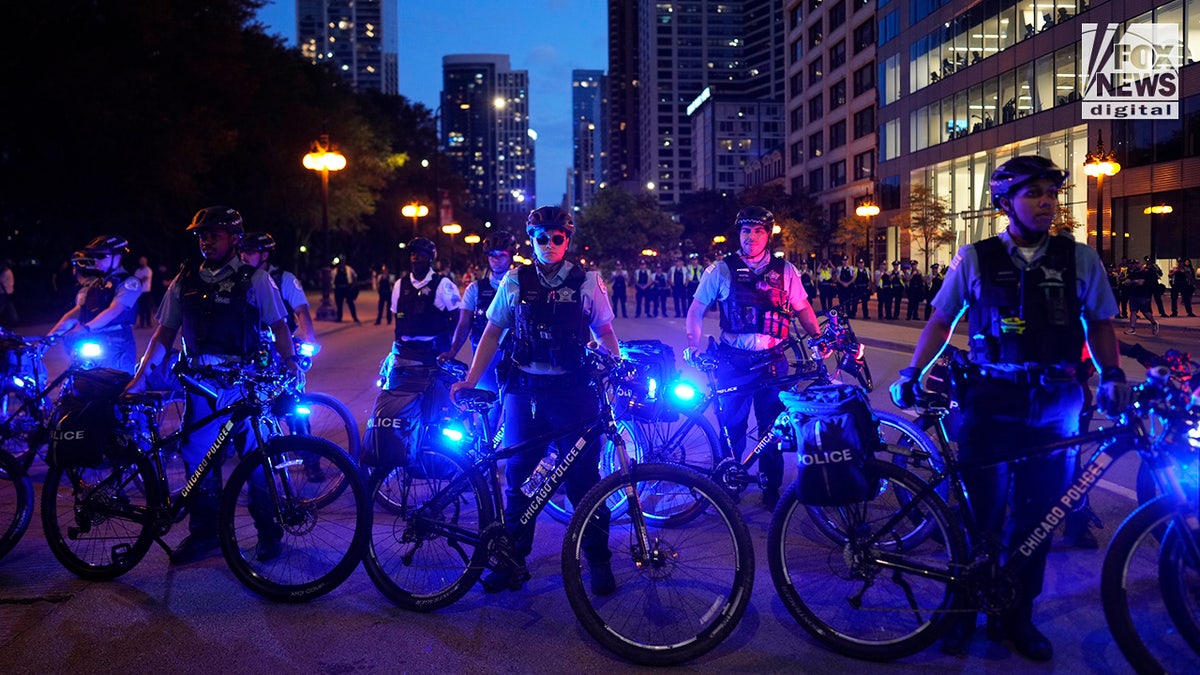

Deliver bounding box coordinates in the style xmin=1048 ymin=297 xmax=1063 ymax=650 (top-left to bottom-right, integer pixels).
xmin=511 ymin=264 xmax=589 ymax=371
xmin=718 ymin=254 xmax=790 ymax=339
xmin=967 ymin=235 xmax=1084 ymax=365
xmin=470 ymin=276 xmax=498 ymax=345
xmin=80 ymin=271 xmax=137 ymax=327
xmin=177 ymin=261 xmax=260 ymax=358
xmin=394 ymin=272 xmax=452 ymax=343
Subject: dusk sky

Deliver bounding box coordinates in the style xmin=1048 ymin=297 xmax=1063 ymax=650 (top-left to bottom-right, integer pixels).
xmin=255 ymin=0 xmax=609 ymax=207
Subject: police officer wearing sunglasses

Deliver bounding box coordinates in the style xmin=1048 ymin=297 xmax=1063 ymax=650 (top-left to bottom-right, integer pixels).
xmin=450 ymin=206 xmax=619 ymax=596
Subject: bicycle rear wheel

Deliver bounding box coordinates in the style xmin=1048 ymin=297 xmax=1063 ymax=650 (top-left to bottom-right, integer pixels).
xmin=41 ymin=450 xmax=160 ymax=580
xmin=768 ymin=459 xmax=967 ymax=661
xmin=0 ymin=451 xmax=33 ymax=559
xmin=363 ymin=449 xmax=494 ymax=611
xmin=1101 ymin=495 xmax=1200 ymax=674
xmin=219 ymin=435 xmax=369 ymax=602
xmin=277 ymin=392 xmax=361 ymax=506
xmin=562 ymin=463 xmax=754 ymax=666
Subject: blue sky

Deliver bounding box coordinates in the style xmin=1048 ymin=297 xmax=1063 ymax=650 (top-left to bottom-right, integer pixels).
xmin=255 ymin=0 xmax=608 ymax=206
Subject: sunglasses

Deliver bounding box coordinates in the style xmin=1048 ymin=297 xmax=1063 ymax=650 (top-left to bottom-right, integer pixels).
xmin=533 ymin=233 xmax=566 ymax=246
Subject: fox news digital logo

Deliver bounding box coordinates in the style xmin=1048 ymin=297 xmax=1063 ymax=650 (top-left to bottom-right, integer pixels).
xmin=1082 ymin=23 xmax=1181 ymax=119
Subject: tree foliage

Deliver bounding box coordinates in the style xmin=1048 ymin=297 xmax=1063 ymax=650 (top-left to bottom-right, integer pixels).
xmin=891 ymin=184 xmax=956 ymax=271
xmin=833 ymin=214 xmax=873 ymax=264
xmin=577 ymin=188 xmax=682 ymax=263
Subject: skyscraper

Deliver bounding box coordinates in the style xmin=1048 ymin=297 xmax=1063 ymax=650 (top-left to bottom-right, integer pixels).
xmin=442 ymin=54 xmax=535 ymax=223
xmin=606 ymin=0 xmax=641 ymax=191
xmin=297 ymin=0 xmax=398 ymax=94
xmin=572 ymin=70 xmax=606 ymax=210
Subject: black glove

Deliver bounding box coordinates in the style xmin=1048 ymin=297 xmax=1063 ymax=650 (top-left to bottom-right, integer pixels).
xmin=889 ymin=367 xmax=922 ymax=409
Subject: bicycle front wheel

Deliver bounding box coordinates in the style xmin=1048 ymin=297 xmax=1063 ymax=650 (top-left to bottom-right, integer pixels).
xmin=769 ymin=459 xmax=968 ymax=661
xmin=1101 ymin=495 xmax=1200 ymax=674
xmin=363 ymin=449 xmax=494 ymax=611
xmin=0 ymin=451 xmax=33 ymax=559
xmin=41 ymin=450 xmax=160 ymax=580
xmin=562 ymin=463 xmax=754 ymax=666
xmin=219 ymin=435 xmax=369 ymax=602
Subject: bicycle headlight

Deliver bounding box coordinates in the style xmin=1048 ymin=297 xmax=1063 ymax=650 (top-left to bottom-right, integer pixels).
xmin=77 ymin=341 xmax=103 ymax=359
xmin=298 ymin=342 xmax=317 ymax=358
xmin=294 ymin=404 xmax=312 ymax=417
xmin=441 ymin=426 xmax=465 ymax=443
xmin=670 ymin=380 xmax=700 ymax=404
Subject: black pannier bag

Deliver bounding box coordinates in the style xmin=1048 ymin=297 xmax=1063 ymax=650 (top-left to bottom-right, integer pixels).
xmin=617 ymin=339 xmax=680 ymax=422
xmin=48 ymin=368 xmax=133 ymax=468
xmin=777 ymin=384 xmax=881 ymax=506
xmin=361 ymin=365 xmax=459 ymax=475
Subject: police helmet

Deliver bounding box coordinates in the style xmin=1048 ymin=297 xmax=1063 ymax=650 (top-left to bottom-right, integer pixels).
xmin=525 ymin=206 xmax=574 ymax=237
xmin=734 ymin=206 xmax=776 ymax=232
xmin=82 ymin=234 xmax=130 ymax=256
xmin=240 ymin=232 xmax=276 ymax=253
xmin=483 ymin=230 xmax=518 ymax=254
xmin=407 ymin=236 xmax=437 ymax=260
xmin=989 ymin=156 xmax=1069 ymax=209
xmin=186 ymin=206 xmax=244 ymax=234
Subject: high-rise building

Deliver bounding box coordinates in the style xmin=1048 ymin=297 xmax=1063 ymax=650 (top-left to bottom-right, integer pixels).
xmin=784 ymin=0 xmax=879 ymax=260
xmin=873 ymin=0 xmax=1198 ymax=268
xmin=442 ymin=54 xmax=535 ymax=223
xmin=606 ymin=0 xmax=641 ymax=191
xmin=297 ymin=0 xmax=398 ymax=94
xmin=689 ymin=91 xmax=784 ymax=197
xmin=633 ymin=0 xmax=787 ymax=207
xmin=572 ymin=70 xmax=606 ymax=210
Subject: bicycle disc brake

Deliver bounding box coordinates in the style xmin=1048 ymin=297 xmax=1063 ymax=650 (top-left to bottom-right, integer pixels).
xmin=713 ymin=457 xmax=752 ymax=497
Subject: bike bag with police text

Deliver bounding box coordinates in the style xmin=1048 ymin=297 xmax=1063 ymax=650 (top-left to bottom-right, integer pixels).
xmin=361 ymin=366 xmax=457 ymax=476
xmin=778 ymin=384 xmax=881 ymax=506
xmin=48 ymin=368 xmax=134 ymax=468
xmin=617 ymin=339 xmax=680 ymax=422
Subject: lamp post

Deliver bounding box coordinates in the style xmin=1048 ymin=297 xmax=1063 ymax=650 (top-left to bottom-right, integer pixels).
xmin=463 ymin=233 xmax=481 ymax=268
xmin=302 ymin=134 xmax=346 ymax=321
xmin=1083 ymin=130 xmax=1120 ymax=265
xmin=441 ymin=222 xmax=462 ymax=271
xmin=402 ymin=202 xmax=429 ymax=238
xmin=855 ymin=200 xmax=881 ymax=269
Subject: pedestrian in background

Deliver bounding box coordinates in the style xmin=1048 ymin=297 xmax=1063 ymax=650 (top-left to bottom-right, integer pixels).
xmin=374 ymin=263 xmax=394 ymax=325
xmin=609 ymin=260 xmax=628 ymax=318
xmin=652 ymin=262 xmax=669 ymax=318
xmin=634 ymin=260 xmax=651 ymax=318
xmin=1124 ymin=258 xmax=1160 ymax=335
xmin=333 ymin=258 xmax=360 ymax=323
xmin=0 ymin=259 xmax=17 ymax=328
xmin=1169 ymin=258 xmax=1195 ymax=317
xmin=134 ymin=255 xmax=154 ymax=328
xmin=671 ymin=258 xmax=689 ymax=318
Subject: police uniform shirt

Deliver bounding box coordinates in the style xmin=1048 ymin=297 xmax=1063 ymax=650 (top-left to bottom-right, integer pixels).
xmin=486 ymin=261 xmax=615 ymax=374
xmin=157 ymin=258 xmax=288 ymax=346
xmin=932 ymin=230 xmax=1119 ymax=324
xmin=77 ymin=273 xmax=142 ymax=321
xmin=692 ymin=256 xmax=813 ymax=352
xmin=460 ymin=272 xmax=506 ymax=314
xmin=390 ymin=268 xmax=462 ymax=341
xmin=266 ymin=264 xmax=309 ymax=309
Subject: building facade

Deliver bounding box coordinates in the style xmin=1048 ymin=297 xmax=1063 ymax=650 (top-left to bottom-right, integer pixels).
xmin=690 ymin=91 xmax=785 ymax=196
xmin=297 ymin=0 xmax=398 ymax=94
xmin=441 ymin=54 xmax=535 ymax=223
xmin=874 ymin=0 xmax=1200 ymax=269
xmin=572 ymin=70 xmax=606 ymax=211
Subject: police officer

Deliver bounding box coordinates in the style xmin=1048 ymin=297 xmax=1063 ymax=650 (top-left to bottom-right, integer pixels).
xmin=49 ymin=235 xmax=142 ymax=374
xmin=683 ymin=206 xmax=822 ymax=509
xmin=449 ymin=205 xmax=619 ymax=596
xmin=125 ymin=206 xmax=298 ymax=564
xmin=388 ymin=237 xmax=461 ymax=374
xmin=238 ymin=232 xmax=318 ymax=349
xmin=890 ymin=157 xmax=1128 ymax=661
xmin=851 ymin=258 xmax=871 ymax=319
xmin=442 ymin=230 xmax=516 ymax=397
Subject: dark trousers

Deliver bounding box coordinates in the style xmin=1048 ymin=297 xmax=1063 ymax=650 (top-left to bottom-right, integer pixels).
xmin=876 ymin=289 xmax=890 ymax=319
xmin=376 ymin=292 xmax=392 ymax=324
xmin=851 ymin=288 xmax=870 ymax=318
xmin=672 ymin=287 xmax=688 ymax=317
xmin=1170 ymin=286 xmax=1195 ymax=316
xmin=714 ymin=345 xmax=788 ymax=494
xmin=335 ymin=287 xmax=359 ymax=322
xmin=955 ymin=378 xmax=1082 ymax=623
xmin=136 ymin=293 xmax=153 ymax=328
xmin=501 ymin=377 xmax=610 ymax=564
xmin=818 ymin=285 xmax=835 ymax=313
xmin=634 ymin=288 xmax=650 ymax=317
xmin=906 ymin=294 xmax=922 ymax=320
xmin=611 ymin=290 xmax=627 ymax=318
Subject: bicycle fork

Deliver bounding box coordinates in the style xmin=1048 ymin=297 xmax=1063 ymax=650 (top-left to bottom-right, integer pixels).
xmin=609 ymin=432 xmax=655 ymax=565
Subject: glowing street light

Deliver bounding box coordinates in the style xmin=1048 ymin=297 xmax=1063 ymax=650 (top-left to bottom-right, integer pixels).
xmin=856 ymin=200 xmax=881 ymax=268
xmin=303 ymin=133 xmax=346 ymax=321
xmin=442 ymin=222 xmax=462 ymax=269
xmin=402 ymin=202 xmax=429 ymax=236
xmin=1083 ymin=130 xmax=1121 ymax=264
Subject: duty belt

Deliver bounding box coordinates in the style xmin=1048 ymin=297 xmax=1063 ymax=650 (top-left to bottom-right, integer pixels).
xmin=964 ymin=363 xmax=1077 ymax=386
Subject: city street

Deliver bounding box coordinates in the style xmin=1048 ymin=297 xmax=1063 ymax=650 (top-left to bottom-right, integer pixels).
xmin=1 ymin=296 xmax=1196 ymax=674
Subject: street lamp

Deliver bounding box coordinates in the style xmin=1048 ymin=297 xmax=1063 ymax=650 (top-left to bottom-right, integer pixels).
xmin=442 ymin=222 xmax=462 ymax=270
xmin=402 ymin=202 xmax=429 ymax=237
xmin=303 ymin=133 xmax=346 ymax=321
xmin=1083 ymin=130 xmax=1121 ymax=265
xmin=856 ymin=200 xmax=881 ymax=268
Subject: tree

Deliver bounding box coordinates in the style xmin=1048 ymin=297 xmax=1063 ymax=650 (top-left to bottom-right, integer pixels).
xmin=675 ymin=190 xmax=737 ymax=255
xmin=833 ymin=214 xmax=873 ymax=265
xmin=577 ymin=187 xmax=681 ymax=263
xmin=1051 ymin=183 xmax=1084 ymax=236
xmin=892 ymin=184 xmax=956 ymax=271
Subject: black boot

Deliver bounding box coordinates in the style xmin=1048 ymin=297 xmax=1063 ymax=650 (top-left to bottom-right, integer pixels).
xmin=940 ymin=613 xmax=977 ymax=656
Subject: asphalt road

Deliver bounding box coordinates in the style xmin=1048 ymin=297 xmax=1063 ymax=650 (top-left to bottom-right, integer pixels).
xmin=1 ymin=297 xmax=1196 ymax=674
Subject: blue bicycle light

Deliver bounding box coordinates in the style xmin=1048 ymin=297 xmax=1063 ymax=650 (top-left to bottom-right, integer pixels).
xmin=294 ymin=404 xmax=312 ymax=417
xmin=647 ymin=378 xmax=658 ymax=401
xmin=298 ymin=342 xmax=317 ymax=358
xmin=441 ymin=426 xmax=465 ymax=443
xmin=77 ymin=341 xmax=103 ymax=359
xmin=670 ymin=380 xmax=700 ymax=404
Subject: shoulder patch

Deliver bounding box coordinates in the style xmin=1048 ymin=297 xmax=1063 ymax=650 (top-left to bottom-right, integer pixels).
xmin=123 ymin=278 xmax=141 ymax=291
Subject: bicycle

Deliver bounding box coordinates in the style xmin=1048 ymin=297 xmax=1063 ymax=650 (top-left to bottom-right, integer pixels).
xmin=362 ymin=347 xmax=755 ymax=666
xmin=766 ymin=367 xmax=1199 ymax=673
xmin=40 ymin=360 xmax=370 ymax=602
xmin=0 ymin=449 xmax=33 ymax=560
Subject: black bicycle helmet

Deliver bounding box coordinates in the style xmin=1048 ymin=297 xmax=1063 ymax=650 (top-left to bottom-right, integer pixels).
xmin=734 ymin=206 xmax=776 ymax=232
xmin=483 ymin=230 xmax=518 ymax=254
xmin=186 ymin=206 xmax=244 ymax=234
xmin=82 ymin=234 xmax=130 ymax=255
xmin=407 ymin=236 xmax=437 ymax=260
xmin=990 ymin=156 xmax=1069 ymax=208
xmin=525 ymin=206 xmax=574 ymax=237
xmin=240 ymin=232 xmax=276 ymax=252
